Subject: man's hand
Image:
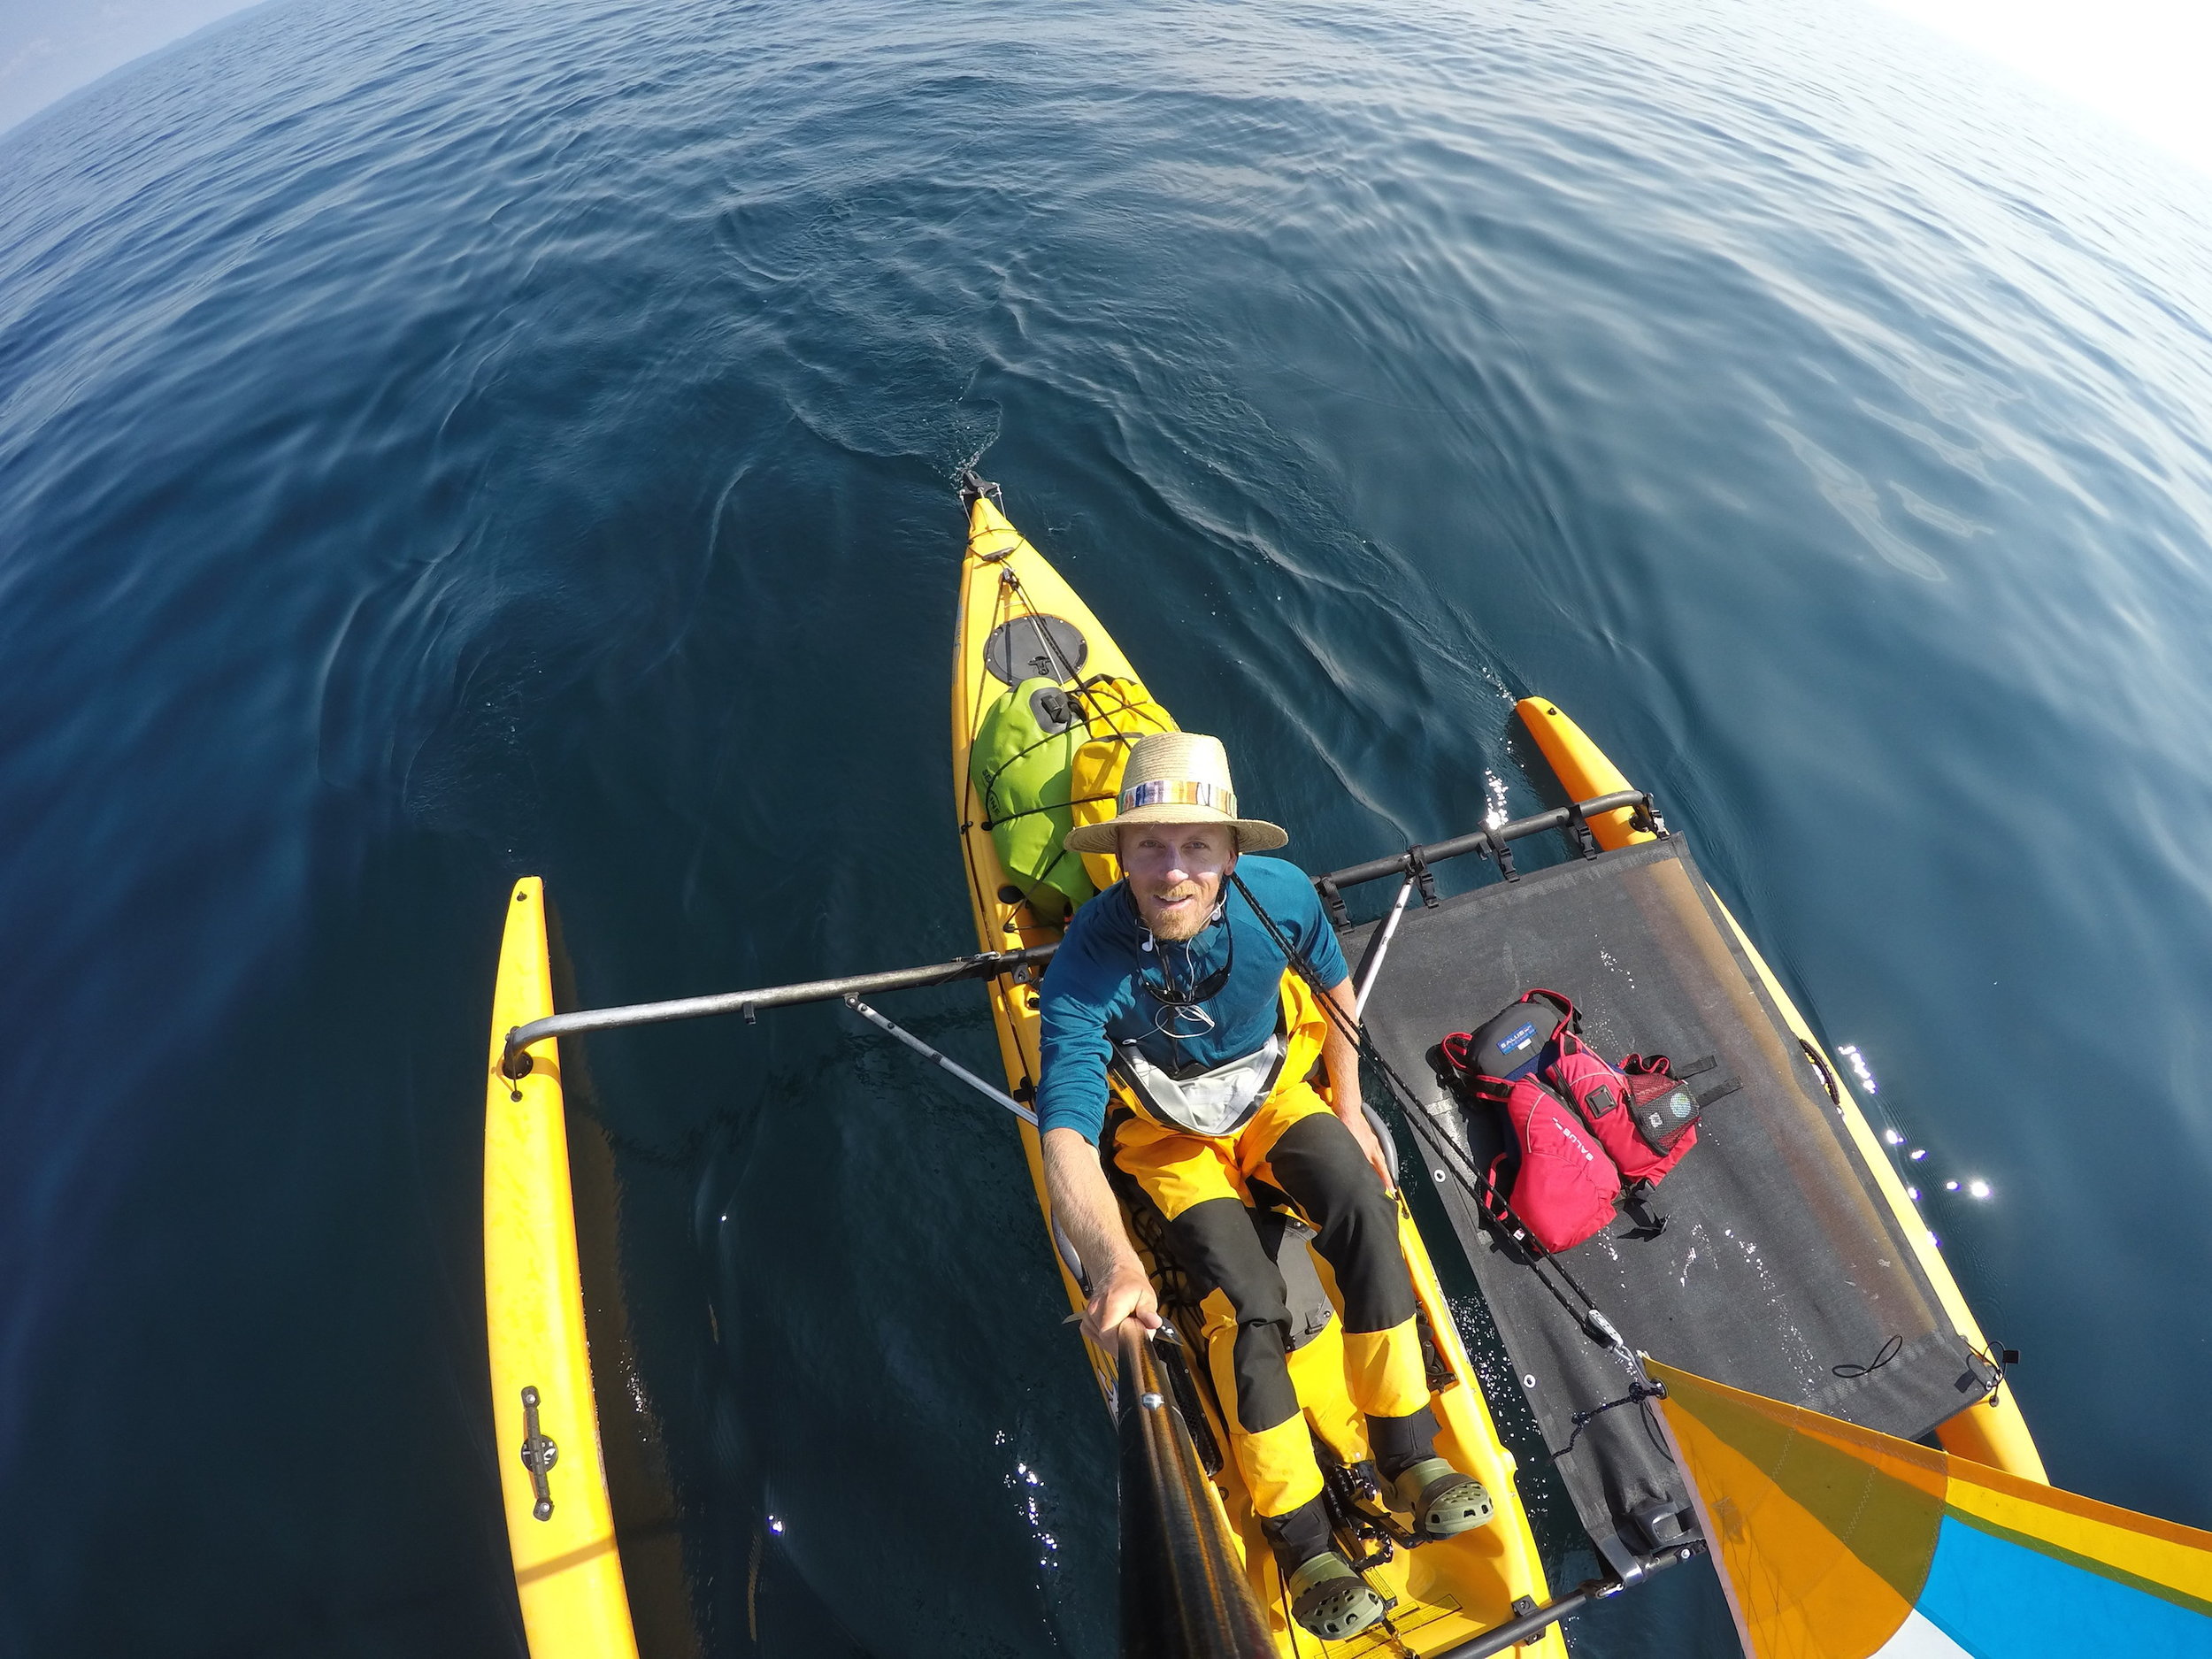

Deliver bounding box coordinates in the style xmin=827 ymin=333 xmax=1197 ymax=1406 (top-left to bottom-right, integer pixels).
xmin=1082 ymin=1258 xmax=1162 ymax=1346
xmin=1339 ymin=1101 xmax=1396 ymax=1194
xmin=1043 ymin=1126 xmax=1164 ymax=1348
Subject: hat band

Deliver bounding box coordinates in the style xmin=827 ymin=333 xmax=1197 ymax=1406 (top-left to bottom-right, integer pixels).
xmin=1120 ymin=778 xmax=1238 ymax=816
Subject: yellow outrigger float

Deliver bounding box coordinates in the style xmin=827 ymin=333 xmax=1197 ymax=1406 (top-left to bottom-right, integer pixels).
xmin=485 ymin=885 xmax=690 ymax=1659
xmin=484 ymin=879 xmax=641 ymax=1659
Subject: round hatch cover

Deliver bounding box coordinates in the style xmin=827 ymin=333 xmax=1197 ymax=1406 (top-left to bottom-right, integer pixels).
xmin=983 ymin=614 xmax=1087 ymax=686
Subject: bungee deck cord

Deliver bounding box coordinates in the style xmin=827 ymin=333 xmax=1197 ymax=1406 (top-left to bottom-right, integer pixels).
xmin=966 ymin=562 xmax=1168 ymax=906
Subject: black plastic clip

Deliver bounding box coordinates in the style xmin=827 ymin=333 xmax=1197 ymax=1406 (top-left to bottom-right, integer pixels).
xmin=1406 ymin=847 xmax=1439 ymax=909
xmin=1317 ymin=876 xmax=1353 ymax=934
xmin=1630 ymin=793 xmax=1671 ymax=838
xmin=519 ymin=1386 xmax=558 ymax=1521
xmin=741 ymin=1002 xmax=757 ymax=1026
xmin=1148 ymin=1326 xmax=1225 ymax=1478
xmin=1566 ymin=803 xmax=1601 ymax=859
xmin=1491 ymin=832 xmax=1519 ymax=883
xmin=1622 ymin=1182 xmax=1669 ymax=1240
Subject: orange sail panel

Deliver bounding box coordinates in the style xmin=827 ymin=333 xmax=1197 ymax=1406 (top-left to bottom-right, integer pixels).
xmin=1647 ymin=1358 xmax=2212 ymax=1657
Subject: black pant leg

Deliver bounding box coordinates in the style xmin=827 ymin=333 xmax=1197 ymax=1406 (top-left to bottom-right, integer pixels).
xmin=1260 ymin=1111 xmax=1417 ymax=1336
xmin=1163 ymin=1194 xmax=1302 ymax=1435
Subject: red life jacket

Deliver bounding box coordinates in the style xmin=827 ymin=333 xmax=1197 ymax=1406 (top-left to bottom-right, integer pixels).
xmin=1481 ymin=1072 xmax=1622 ymax=1254
xmin=1547 ymin=1037 xmax=1700 ymax=1186
xmin=1444 ymin=990 xmax=1621 ymax=1254
xmin=1443 ymin=987 xmax=1716 ymax=1252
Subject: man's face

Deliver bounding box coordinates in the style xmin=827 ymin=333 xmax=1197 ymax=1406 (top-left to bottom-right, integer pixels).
xmin=1118 ymin=822 xmax=1237 ymax=942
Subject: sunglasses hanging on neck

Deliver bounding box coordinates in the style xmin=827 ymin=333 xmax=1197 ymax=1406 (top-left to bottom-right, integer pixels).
xmin=1140 ymin=906 xmax=1234 ymax=1008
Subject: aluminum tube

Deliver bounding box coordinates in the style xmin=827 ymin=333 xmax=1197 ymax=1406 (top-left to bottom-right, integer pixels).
xmin=842 ymin=995 xmax=1037 ymax=1125
xmin=1427 ymin=1543 xmax=1699 ymax=1659
xmin=1353 ymin=875 xmax=1416 ymax=1018
xmin=500 ymin=942 xmax=1060 ymax=1067
xmin=1317 ymin=791 xmax=1648 ymax=891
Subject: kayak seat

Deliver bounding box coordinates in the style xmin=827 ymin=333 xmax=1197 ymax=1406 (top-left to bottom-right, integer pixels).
xmin=1249 ymin=1202 xmax=1336 ymax=1353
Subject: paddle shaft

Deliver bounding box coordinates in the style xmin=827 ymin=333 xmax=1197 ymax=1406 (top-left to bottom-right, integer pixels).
xmin=1117 ymin=1320 xmax=1275 ymax=1659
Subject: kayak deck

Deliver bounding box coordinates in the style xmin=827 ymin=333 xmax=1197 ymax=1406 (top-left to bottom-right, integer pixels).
xmin=950 ymin=490 xmax=1565 ymax=1656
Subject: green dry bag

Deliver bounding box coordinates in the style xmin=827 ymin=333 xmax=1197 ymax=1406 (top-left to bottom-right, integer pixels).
xmin=970 ymin=676 xmax=1097 ymax=918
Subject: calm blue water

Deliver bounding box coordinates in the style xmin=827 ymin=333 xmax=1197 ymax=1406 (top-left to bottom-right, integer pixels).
xmin=4 ymin=0 xmax=2211 ymax=1652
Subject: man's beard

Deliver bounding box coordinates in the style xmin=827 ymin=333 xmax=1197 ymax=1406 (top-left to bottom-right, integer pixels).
xmin=1141 ymin=876 xmax=1219 ymax=942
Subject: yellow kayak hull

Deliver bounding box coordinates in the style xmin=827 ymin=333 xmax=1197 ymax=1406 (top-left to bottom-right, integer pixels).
xmin=483 ymin=878 xmax=641 ymax=1659
xmin=953 ymin=495 xmax=1567 ymax=1658
xmin=1516 ymin=696 xmax=2047 ymax=1484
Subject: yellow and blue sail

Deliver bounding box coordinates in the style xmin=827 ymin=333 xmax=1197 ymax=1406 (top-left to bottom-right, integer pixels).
xmin=1647 ymin=1358 xmax=2212 ymax=1657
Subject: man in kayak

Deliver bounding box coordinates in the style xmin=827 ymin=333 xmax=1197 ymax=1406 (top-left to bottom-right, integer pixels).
xmin=1035 ymin=731 xmax=1492 ymax=1640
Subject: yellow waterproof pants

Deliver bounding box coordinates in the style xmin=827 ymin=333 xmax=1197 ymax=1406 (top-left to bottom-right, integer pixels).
xmin=1112 ymin=1071 xmax=1430 ymax=1519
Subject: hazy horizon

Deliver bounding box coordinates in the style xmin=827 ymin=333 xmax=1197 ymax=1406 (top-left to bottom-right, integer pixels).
xmin=5 ymin=0 xmax=2208 ymax=185
xmin=2 ymin=0 xmax=267 ymax=137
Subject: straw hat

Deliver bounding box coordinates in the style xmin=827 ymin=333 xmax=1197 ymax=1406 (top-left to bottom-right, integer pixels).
xmin=1064 ymin=732 xmax=1289 ymax=856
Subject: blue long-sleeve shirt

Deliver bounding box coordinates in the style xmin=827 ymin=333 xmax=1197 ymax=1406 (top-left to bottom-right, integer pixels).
xmin=1034 ymin=855 xmax=1349 ymax=1143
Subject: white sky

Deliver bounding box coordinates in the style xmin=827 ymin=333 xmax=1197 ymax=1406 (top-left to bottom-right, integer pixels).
xmin=0 ymin=0 xmax=265 ymax=134
xmin=1867 ymin=0 xmax=2212 ymax=178
xmin=3 ymin=0 xmax=2208 ymax=175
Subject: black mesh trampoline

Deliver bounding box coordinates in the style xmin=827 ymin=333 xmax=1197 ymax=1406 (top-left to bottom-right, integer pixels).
xmin=1334 ymin=831 xmax=1997 ymax=1574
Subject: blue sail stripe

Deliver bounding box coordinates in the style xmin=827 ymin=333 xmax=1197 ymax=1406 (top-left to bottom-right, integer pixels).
xmin=1916 ymin=1515 xmax=2212 ymax=1657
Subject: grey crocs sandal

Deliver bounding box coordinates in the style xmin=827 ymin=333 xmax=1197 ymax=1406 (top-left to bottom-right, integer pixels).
xmin=1384 ymin=1456 xmax=1494 ymax=1538
xmin=1286 ymin=1551 xmax=1388 ymax=1641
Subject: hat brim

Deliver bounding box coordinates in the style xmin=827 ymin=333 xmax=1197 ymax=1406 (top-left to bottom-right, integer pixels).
xmin=1064 ymin=803 xmax=1288 ymax=856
